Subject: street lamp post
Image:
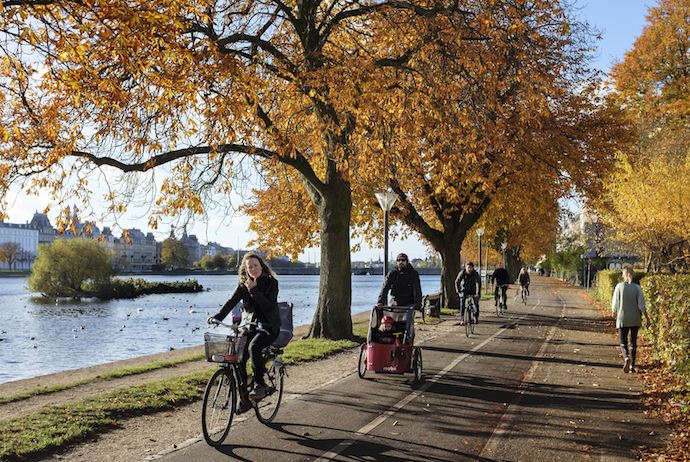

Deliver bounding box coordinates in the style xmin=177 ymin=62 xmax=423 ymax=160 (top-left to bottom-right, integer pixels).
xmin=375 ymin=191 xmax=398 ymax=280
xmin=476 ymin=227 xmax=484 ymax=288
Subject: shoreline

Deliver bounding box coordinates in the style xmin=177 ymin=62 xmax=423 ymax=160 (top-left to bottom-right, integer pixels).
xmin=0 ymin=311 xmax=372 ymax=396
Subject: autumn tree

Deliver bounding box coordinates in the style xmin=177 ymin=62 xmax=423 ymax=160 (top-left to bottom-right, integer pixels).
xmin=161 ymin=238 xmax=189 ymax=270
xmin=354 ymin=1 xmax=626 ymax=308
xmin=0 ymin=0 xmax=493 ymax=339
xmin=595 ymin=0 xmax=690 ymax=271
xmin=28 ymin=238 xmax=112 ymax=297
xmin=0 ymin=241 xmax=21 ymax=269
xmin=476 ymin=176 xmax=561 ymax=280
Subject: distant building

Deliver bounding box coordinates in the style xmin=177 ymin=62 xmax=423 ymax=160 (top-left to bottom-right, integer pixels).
xmin=29 ymin=212 xmax=57 ymax=244
xmin=203 ymin=241 xmax=232 ymax=257
xmin=106 ymin=228 xmax=159 ymax=272
xmin=0 ymin=222 xmax=38 ymax=270
xmin=180 ymin=227 xmax=202 ymax=266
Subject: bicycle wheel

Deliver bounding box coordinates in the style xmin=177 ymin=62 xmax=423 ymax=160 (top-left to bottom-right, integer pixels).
xmin=201 ymin=368 xmax=236 ymax=446
xmin=495 ymin=295 xmax=501 ymax=317
xmin=358 ymin=344 xmax=368 ymax=378
xmin=522 ymin=288 xmax=527 ymax=304
xmin=470 ymin=304 xmax=476 ymax=335
xmin=464 ymin=303 xmax=471 ymax=337
xmin=412 ymin=347 xmax=423 ymax=383
xmin=254 ymin=357 xmax=284 ymax=424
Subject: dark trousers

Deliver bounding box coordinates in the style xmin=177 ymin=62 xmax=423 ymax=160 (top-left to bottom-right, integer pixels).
xmin=494 ymin=285 xmax=508 ymax=305
xmin=239 ymin=329 xmax=279 ymax=391
xmin=619 ymin=326 xmax=639 ymax=365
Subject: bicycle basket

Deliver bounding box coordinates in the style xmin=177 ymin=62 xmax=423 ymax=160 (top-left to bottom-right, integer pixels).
xmin=204 ymin=332 xmax=247 ymax=363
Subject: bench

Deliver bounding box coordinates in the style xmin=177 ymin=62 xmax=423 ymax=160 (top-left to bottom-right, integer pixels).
xmin=422 ymin=292 xmax=442 ymax=318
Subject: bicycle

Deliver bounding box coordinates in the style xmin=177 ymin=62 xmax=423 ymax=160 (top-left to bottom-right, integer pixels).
xmin=495 ymin=284 xmax=508 ymax=316
xmin=462 ymin=295 xmax=478 ymax=337
xmin=202 ymin=319 xmax=286 ymax=446
xmin=520 ymin=285 xmax=528 ymax=304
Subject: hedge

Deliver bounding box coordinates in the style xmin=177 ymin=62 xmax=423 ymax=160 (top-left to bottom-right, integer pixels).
xmin=641 ymin=275 xmax=690 ymax=382
xmin=594 ymin=269 xmax=646 ymax=307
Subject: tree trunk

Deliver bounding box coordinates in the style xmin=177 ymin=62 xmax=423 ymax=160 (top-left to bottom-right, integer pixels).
xmin=438 ymin=240 xmax=462 ymax=310
xmin=305 ymin=181 xmax=353 ymax=340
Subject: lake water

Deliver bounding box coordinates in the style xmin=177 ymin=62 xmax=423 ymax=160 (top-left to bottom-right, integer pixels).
xmin=0 ymin=274 xmax=441 ymax=384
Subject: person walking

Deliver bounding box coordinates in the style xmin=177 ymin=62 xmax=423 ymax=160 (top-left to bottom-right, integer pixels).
xmin=611 ymin=265 xmax=650 ymax=373
xmin=377 ymin=253 xmax=423 ymax=310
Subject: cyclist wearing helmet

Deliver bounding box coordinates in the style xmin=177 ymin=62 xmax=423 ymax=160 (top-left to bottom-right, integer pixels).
xmin=377 ymin=315 xmax=396 ymax=344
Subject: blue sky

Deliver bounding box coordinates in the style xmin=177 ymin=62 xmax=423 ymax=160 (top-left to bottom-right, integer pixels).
xmin=6 ymin=0 xmax=655 ymax=262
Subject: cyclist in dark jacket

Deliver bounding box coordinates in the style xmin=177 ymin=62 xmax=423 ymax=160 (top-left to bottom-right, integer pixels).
xmin=518 ymin=267 xmax=531 ymax=295
xmin=491 ymin=264 xmax=510 ymax=310
xmin=209 ymin=252 xmax=280 ymax=411
xmin=455 ymin=262 xmax=481 ymax=322
xmin=377 ymin=253 xmax=423 ymax=309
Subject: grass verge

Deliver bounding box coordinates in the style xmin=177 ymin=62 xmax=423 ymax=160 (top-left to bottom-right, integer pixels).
xmin=0 ymin=353 xmax=205 ymax=406
xmin=0 ymin=322 xmax=370 ymax=461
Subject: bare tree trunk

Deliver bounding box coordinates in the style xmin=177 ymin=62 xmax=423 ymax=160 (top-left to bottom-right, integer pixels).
xmin=305 ymin=180 xmax=353 ymax=340
xmin=439 ymin=240 xmax=462 ymax=310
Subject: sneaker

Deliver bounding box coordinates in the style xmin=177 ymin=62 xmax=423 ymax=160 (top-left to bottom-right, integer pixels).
xmin=248 ymin=384 xmax=267 ymax=402
xmin=629 ymin=366 xmax=636 ymax=374
xmin=623 ymin=357 xmax=631 ymax=373
xmin=236 ymin=398 xmax=253 ymax=414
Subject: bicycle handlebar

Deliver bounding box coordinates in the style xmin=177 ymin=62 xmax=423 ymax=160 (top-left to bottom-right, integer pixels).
xmin=207 ymin=317 xmax=265 ymax=334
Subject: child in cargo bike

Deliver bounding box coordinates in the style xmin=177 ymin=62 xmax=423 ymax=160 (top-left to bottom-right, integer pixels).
xmin=208 ymin=253 xmax=281 ymax=413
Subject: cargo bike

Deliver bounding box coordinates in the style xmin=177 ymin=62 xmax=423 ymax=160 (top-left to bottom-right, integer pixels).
xmin=357 ymin=305 xmax=423 ymax=384
xmin=201 ymin=302 xmax=293 ymax=446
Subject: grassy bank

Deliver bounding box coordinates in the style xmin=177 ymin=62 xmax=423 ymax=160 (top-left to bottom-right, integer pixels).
xmin=0 ymin=321 xmax=370 ymax=461
xmin=0 ymin=353 xmax=205 ymax=406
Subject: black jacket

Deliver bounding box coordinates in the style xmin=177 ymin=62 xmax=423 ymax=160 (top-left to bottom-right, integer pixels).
xmin=377 ymin=267 xmax=422 ymax=308
xmin=519 ymin=272 xmax=531 ymax=286
xmin=455 ymin=269 xmax=481 ymax=295
xmin=492 ymin=268 xmax=510 ymax=286
xmin=213 ymin=274 xmax=281 ymax=334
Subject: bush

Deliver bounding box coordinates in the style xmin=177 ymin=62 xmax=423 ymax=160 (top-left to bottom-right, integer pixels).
xmin=593 ymin=269 xmax=646 ymax=306
xmin=84 ymin=278 xmax=204 ymax=299
xmin=641 ymin=275 xmax=690 ymax=382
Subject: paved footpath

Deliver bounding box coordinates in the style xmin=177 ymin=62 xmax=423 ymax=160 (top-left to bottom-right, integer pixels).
xmin=158 ymin=277 xmax=668 ymax=462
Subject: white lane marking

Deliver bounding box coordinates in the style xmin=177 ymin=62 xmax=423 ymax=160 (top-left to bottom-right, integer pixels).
xmin=477 ymin=293 xmax=566 ymax=461
xmin=143 ymin=333 xmax=450 ymax=461
xmin=314 ymin=299 xmax=543 ymax=462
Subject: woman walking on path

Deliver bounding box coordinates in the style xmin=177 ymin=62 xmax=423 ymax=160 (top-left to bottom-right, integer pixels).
xmin=611 ymin=265 xmax=650 ymax=373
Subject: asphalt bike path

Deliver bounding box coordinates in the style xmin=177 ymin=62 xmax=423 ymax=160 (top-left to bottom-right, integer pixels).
xmin=157 ymin=278 xmax=666 ymax=461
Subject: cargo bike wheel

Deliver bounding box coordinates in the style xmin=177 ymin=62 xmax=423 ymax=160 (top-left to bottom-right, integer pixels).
xmin=201 ymin=368 xmax=237 ymax=446
xmin=357 ymin=344 xmax=367 ymax=379
xmin=412 ymin=347 xmax=423 ymax=383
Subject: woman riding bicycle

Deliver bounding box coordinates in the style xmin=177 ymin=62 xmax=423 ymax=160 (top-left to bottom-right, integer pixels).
xmin=208 ymin=252 xmax=280 ymax=413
